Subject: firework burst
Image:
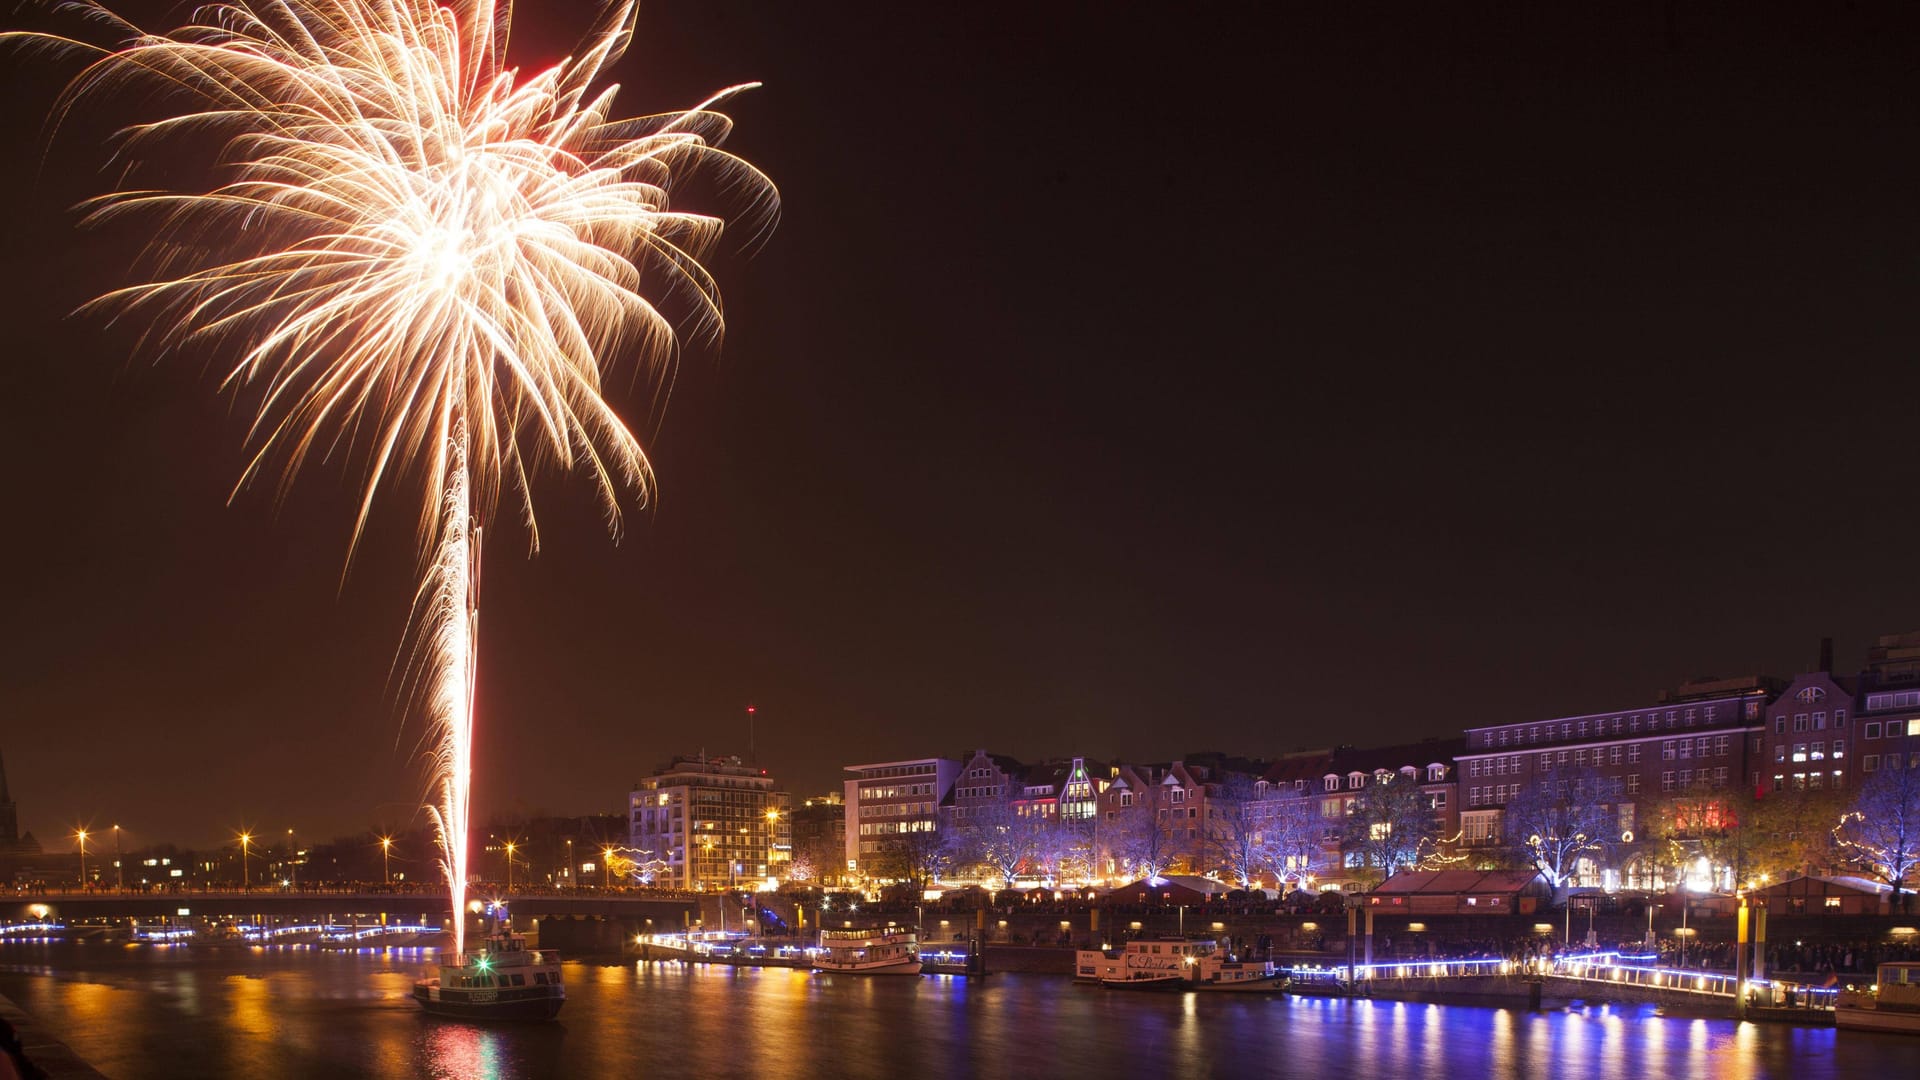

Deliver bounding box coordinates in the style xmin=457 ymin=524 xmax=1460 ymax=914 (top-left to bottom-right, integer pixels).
xmin=11 ymin=0 xmax=774 ymax=956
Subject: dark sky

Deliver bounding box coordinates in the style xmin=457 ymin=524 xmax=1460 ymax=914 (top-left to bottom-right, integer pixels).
xmin=4 ymin=1 xmax=1919 ymax=850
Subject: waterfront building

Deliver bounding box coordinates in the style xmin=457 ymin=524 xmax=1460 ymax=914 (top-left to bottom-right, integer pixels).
xmin=1315 ymin=740 xmax=1463 ymax=887
xmin=1859 ymin=631 xmax=1920 ymax=782
xmin=629 ymin=755 xmax=782 ymax=890
xmin=1094 ymin=760 xmax=1222 ymax=879
xmin=1455 ymin=677 xmax=1772 ymax=890
xmin=789 ymin=794 xmax=846 ymax=884
xmin=843 ymin=756 xmax=962 ymax=877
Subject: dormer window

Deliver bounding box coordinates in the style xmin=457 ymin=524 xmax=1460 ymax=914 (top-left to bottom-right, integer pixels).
xmin=1427 ymin=764 xmax=1446 ymax=782
xmin=1325 ymin=776 xmax=1339 ymax=792
xmin=1348 ymin=773 xmax=1365 ymax=790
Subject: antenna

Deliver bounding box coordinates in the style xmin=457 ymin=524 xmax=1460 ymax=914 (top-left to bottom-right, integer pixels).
xmin=747 ymin=704 xmax=758 ymax=762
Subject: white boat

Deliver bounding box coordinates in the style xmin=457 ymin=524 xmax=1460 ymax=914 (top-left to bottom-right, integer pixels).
xmin=815 ymin=926 xmax=923 ymax=975
xmin=1075 ymin=937 xmax=1285 ymax=992
xmin=412 ymin=931 xmax=566 ymax=1020
xmin=1836 ymin=961 xmax=1920 ymax=1035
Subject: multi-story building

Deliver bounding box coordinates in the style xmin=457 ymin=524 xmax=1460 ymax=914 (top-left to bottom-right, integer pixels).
xmin=1312 ymin=740 xmax=1461 ymax=884
xmin=1456 ymin=678 xmax=1772 ymax=888
xmin=629 ymin=755 xmax=783 ymax=890
xmin=843 ymin=757 xmax=962 ymax=876
xmin=1860 ymin=632 xmax=1920 ymax=781
xmin=789 ymin=794 xmax=846 ymax=884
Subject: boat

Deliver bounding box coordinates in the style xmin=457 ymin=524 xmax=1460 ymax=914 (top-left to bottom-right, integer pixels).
xmin=1836 ymin=961 xmax=1920 ymax=1034
xmin=412 ymin=931 xmax=566 ymax=1020
xmin=814 ymin=926 xmax=923 ymax=975
xmin=1075 ymin=936 xmax=1286 ymax=992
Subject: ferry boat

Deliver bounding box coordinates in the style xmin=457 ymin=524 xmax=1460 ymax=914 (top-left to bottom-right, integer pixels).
xmin=1836 ymin=961 xmax=1920 ymax=1035
xmin=412 ymin=931 xmax=566 ymax=1020
xmin=1075 ymin=937 xmax=1285 ymax=992
xmin=814 ymin=926 xmax=923 ymax=975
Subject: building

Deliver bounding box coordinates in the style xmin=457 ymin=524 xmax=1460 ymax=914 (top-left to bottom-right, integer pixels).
xmin=1859 ymin=631 xmax=1920 ymax=782
xmin=629 ymin=755 xmax=783 ymax=890
xmin=0 ymin=747 xmax=42 ymax=861
xmin=789 ymin=794 xmax=846 ymax=885
xmin=844 ymin=757 xmax=962 ymax=876
xmin=1455 ymin=678 xmax=1772 ymax=889
xmin=1315 ymin=740 xmax=1462 ymax=885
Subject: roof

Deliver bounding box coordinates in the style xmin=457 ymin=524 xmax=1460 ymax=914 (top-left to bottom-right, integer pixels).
xmin=1328 ymin=739 xmax=1465 ymax=775
xmin=1114 ymin=875 xmax=1233 ymax=896
xmin=1371 ymin=869 xmax=1545 ymax=896
xmin=1755 ymin=874 xmax=1893 ymax=896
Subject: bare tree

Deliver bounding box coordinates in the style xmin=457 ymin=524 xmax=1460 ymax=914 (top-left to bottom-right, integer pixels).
xmin=1499 ymin=767 xmax=1611 ymax=899
xmin=1107 ymin=804 xmax=1180 ymax=881
xmin=1212 ymin=773 xmax=1275 ymax=889
xmin=875 ymin=828 xmax=960 ymax=894
xmin=1835 ymin=761 xmax=1920 ymax=913
xmin=1341 ymin=772 xmax=1440 ymax=877
xmin=1258 ymin=794 xmax=1328 ymax=887
xmin=1029 ymin=815 xmax=1082 ymax=886
xmin=957 ymin=795 xmax=1040 ymax=887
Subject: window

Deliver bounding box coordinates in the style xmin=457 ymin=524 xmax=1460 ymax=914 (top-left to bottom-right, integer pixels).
xmin=1864 ymin=754 xmax=1880 ymax=772
xmin=1325 ymin=777 xmax=1337 ymax=792
xmin=1825 ymin=897 xmax=1843 ymax=909
xmin=1678 ymin=768 xmax=1693 ymax=786
xmin=1797 ymin=686 xmax=1828 ymax=704
xmin=1715 ymin=736 xmax=1729 ymax=757
xmin=1814 ymin=711 xmax=1827 ymax=730
xmin=1663 ymin=741 xmax=1676 ymax=761
xmin=1661 ymin=771 xmax=1675 ymax=792
xmin=1775 ymin=745 xmax=1787 ymax=762
xmin=1775 ymin=716 xmax=1787 ymax=734
xmin=1812 ymin=741 xmax=1826 ymax=761
xmin=1677 ymin=741 xmax=1692 ymax=760
xmin=1835 ymin=709 xmax=1847 ymax=727
xmin=1610 ymin=746 xmax=1623 ymax=765
xmin=1793 ymin=714 xmax=1809 ymax=733
xmin=1558 ymin=751 xmax=1570 ymax=765
xmin=1866 ymin=722 xmax=1882 ymax=739
xmin=1835 ymin=739 xmax=1846 ymax=759
xmin=1428 ymin=764 xmax=1446 ymax=782
xmin=1627 ymin=745 xmax=1642 ymax=764
xmin=1626 ymin=775 xmax=1640 ymax=794
xmin=1793 ymin=744 xmax=1807 ymax=762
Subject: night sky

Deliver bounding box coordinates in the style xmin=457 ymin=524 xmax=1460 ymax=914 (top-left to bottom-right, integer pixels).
xmin=3 ymin=1 xmax=1919 ymax=850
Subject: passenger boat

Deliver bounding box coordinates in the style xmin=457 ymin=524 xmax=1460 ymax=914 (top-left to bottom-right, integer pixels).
xmin=1836 ymin=961 xmax=1920 ymax=1035
xmin=412 ymin=931 xmax=566 ymax=1020
xmin=1075 ymin=936 xmax=1285 ymax=992
xmin=815 ymin=926 xmax=923 ymax=975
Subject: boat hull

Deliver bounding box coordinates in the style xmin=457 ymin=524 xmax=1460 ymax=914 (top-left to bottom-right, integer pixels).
xmin=1835 ymin=1006 xmax=1920 ymax=1035
xmin=1100 ymin=975 xmax=1187 ymax=991
xmin=815 ymin=960 xmax=924 ymax=976
xmin=1196 ymin=973 xmax=1288 ymax=992
xmin=412 ymin=983 xmax=565 ymax=1021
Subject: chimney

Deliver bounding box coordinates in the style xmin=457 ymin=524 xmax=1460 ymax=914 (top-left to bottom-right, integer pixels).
xmin=1819 ymin=637 xmax=1834 ymax=673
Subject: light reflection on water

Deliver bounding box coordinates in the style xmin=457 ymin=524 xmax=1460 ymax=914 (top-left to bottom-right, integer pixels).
xmin=2 ymin=942 xmax=1920 ymax=1079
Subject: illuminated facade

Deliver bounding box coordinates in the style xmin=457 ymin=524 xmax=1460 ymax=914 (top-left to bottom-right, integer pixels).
xmin=629 ymin=756 xmax=786 ymax=890
xmin=844 ymin=757 xmax=962 ymax=874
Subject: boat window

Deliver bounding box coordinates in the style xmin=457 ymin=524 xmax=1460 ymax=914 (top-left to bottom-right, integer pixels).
xmin=534 ymin=972 xmax=547 ymax=985
xmin=511 ymin=974 xmax=526 ymax=986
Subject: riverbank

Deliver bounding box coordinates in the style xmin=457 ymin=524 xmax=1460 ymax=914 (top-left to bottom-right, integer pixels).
xmin=0 ymin=990 xmax=108 ymax=1079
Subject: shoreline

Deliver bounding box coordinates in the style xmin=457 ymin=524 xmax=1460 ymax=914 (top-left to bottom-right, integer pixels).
xmin=0 ymin=990 xmax=109 ymax=1080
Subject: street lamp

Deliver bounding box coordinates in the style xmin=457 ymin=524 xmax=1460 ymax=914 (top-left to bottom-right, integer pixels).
xmin=239 ymin=832 xmax=253 ymax=890
xmin=504 ymin=841 xmax=517 ymax=892
xmin=380 ymin=836 xmax=394 ymax=884
xmin=565 ymin=838 xmax=574 ymax=888
xmin=602 ymin=846 xmax=617 ymax=890
xmin=286 ymin=828 xmax=297 ymax=888
xmin=113 ymin=825 xmax=123 ymax=890
xmin=75 ymin=829 xmax=88 ymax=887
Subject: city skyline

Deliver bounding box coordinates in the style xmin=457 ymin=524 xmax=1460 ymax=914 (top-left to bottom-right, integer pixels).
xmin=5 ymin=2 xmax=1920 ymax=848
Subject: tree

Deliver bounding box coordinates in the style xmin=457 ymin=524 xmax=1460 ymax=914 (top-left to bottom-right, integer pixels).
xmin=1107 ymin=804 xmax=1181 ymax=881
xmin=603 ymin=846 xmax=669 ymax=886
xmin=1835 ymin=762 xmax=1920 ymax=913
xmin=875 ymin=828 xmax=960 ymax=894
xmin=1498 ymin=767 xmax=1611 ymax=897
xmin=1740 ymin=785 xmax=1847 ymax=884
xmin=1652 ymin=776 xmax=1754 ymax=893
xmin=1257 ymin=794 xmax=1329 ymax=887
xmin=1341 ymin=772 xmax=1440 ymax=877
xmin=957 ymin=796 xmax=1040 ymax=887
xmin=1028 ymin=815 xmax=1082 ymax=886
xmin=1212 ymin=774 xmax=1277 ymax=889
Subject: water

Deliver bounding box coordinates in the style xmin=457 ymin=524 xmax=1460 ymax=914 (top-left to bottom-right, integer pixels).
xmin=5 ymin=942 xmax=1920 ymax=1079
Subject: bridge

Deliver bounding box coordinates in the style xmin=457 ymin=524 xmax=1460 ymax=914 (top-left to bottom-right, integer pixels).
xmin=1279 ymin=951 xmax=1841 ymax=1019
xmin=3 ymin=886 xmax=700 ymax=926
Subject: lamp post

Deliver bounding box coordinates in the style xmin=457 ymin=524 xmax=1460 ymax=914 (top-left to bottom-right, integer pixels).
xmin=286 ymin=828 xmax=297 ymax=888
xmin=75 ymin=829 xmax=88 ymax=887
xmin=565 ymin=838 xmax=574 ymax=889
xmin=504 ymin=841 xmax=517 ymax=892
xmin=239 ymin=832 xmax=252 ymax=890
xmin=380 ymin=836 xmax=393 ymax=884
xmin=603 ymin=847 xmax=617 ymax=891
xmin=113 ymin=825 xmax=123 ymax=890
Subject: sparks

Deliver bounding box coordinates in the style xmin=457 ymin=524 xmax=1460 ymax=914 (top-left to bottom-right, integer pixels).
xmin=12 ymin=0 xmax=775 ymax=959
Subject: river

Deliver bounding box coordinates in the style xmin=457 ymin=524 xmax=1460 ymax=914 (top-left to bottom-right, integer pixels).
xmin=4 ymin=942 xmax=1920 ymax=1078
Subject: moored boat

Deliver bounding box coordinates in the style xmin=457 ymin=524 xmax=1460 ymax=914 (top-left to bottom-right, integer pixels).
xmin=1836 ymin=961 xmax=1920 ymax=1035
xmin=412 ymin=931 xmax=565 ymax=1020
xmin=1076 ymin=936 xmax=1285 ymax=992
xmin=815 ymin=926 xmax=923 ymax=975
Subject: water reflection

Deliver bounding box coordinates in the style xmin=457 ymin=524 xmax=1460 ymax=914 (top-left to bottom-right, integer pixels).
xmin=5 ymin=942 xmax=1920 ymax=1079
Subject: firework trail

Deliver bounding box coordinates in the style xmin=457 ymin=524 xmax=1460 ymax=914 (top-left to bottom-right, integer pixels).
xmin=10 ymin=0 xmax=774 ymax=957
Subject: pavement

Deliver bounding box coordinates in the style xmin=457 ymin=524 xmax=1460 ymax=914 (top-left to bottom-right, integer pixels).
xmin=0 ymin=992 xmax=109 ymax=1079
